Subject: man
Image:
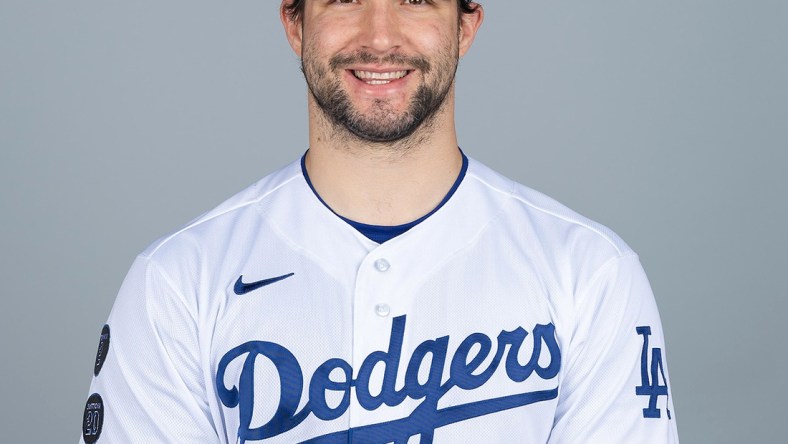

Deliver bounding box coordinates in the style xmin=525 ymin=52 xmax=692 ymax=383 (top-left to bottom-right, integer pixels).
xmin=81 ymin=1 xmax=678 ymax=442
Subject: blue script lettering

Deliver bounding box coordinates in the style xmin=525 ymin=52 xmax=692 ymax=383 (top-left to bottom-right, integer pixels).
xmin=635 ymin=326 xmax=671 ymax=419
xmin=216 ymin=316 xmax=561 ymax=443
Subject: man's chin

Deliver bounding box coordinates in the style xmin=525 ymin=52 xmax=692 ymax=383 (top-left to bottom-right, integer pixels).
xmin=328 ymin=104 xmax=421 ymax=143
xmin=341 ymin=120 xmax=421 ymax=144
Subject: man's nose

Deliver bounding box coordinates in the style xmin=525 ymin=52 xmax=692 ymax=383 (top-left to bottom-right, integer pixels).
xmin=356 ymin=2 xmax=404 ymax=54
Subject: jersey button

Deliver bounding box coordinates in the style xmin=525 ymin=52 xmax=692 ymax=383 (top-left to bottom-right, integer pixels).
xmin=374 ymin=258 xmax=391 ymax=272
xmin=375 ymin=303 xmax=391 ymax=317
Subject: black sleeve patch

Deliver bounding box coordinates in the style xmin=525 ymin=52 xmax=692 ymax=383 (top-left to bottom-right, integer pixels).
xmin=82 ymin=393 xmax=104 ymax=443
xmin=94 ymin=325 xmax=110 ymax=377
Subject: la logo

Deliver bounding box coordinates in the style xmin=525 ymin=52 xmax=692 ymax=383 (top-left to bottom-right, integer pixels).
xmin=635 ymin=326 xmax=672 ymax=419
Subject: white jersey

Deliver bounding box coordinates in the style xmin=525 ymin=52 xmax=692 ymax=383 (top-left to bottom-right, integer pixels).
xmin=81 ymin=156 xmax=678 ymax=443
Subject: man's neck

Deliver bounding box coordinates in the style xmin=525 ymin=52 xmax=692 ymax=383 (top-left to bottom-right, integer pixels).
xmin=304 ymin=100 xmax=463 ymax=226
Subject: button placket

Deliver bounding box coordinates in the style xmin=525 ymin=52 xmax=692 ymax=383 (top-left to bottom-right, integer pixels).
xmin=350 ymin=252 xmax=398 ymax=426
xmin=374 ymin=303 xmax=391 ymax=317
xmin=372 ymin=258 xmax=392 ymax=315
xmin=374 ymin=258 xmax=390 ymax=272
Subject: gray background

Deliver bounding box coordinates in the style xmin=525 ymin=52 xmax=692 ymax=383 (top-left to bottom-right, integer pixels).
xmin=1 ymin=1 xmax=785 ymax=442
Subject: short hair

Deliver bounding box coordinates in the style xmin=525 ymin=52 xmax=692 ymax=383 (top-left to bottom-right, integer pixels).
xmin=283 ymin=0 xmax=480 ymax=23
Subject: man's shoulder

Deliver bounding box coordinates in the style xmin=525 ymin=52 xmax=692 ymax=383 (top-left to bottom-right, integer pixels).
xmin=139 ymin=159 xmax=303 ymax=261
xmin=464 ymin=157 xmax=634 ymax=260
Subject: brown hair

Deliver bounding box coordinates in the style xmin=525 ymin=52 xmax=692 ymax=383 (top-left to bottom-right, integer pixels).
xmin=283 ymin=0 xmax=481 ymax=23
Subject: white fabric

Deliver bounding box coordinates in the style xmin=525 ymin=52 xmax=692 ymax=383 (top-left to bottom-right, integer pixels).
xmin=81 ymin=157 xmax=678 ymax=443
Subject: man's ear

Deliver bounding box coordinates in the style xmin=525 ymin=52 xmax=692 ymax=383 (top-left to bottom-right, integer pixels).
xmin=458 ymin=3 xmax=484 ymax=58
xmin=280 ymin=0 xmax=304 ymax=57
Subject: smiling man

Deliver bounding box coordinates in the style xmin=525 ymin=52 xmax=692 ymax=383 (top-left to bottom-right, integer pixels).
xmin=81 ymin=1 xmax=678 ymax=443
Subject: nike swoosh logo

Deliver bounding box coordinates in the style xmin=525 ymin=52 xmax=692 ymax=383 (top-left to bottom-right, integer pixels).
xmin=234 ymin=273 xmax=294 ymax=295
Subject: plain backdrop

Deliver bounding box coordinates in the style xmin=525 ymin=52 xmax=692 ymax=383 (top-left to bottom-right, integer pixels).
xmin=1 ymin=1 xmax=786 ymax=442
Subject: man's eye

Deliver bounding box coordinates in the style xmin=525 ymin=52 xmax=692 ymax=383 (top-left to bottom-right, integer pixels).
xmin=406 ymin=0 xmax=424 ymax=4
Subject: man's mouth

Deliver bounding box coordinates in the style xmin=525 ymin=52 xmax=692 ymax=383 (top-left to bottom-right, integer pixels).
xmin=352 ymin=70 xmax=411 ymax=85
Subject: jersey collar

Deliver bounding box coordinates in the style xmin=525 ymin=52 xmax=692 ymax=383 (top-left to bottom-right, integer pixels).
xmin=300 ymin=150 xmax=469 ymax=244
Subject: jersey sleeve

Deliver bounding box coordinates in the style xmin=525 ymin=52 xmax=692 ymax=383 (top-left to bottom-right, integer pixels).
xmin=80 ymin=255 xmax=219 ymax=443
xmin=548 ymin=253 xmax=679 ymax=443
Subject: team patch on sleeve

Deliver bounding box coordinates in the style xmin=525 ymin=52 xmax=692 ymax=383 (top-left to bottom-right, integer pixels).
xmin=635 ymin=326 xmax=671 ymax=419
xmin=82 ymin=393 xmax=104 ymax=443
xmin=93 ymin=325 xmax=110 ymax=377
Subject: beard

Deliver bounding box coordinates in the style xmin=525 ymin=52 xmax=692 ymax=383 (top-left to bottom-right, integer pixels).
xmin=301 ymin=45 xmax=458 ymax=144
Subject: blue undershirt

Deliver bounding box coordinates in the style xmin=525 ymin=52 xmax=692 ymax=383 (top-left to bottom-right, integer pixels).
xmin=301 ymin=150 xmax=468 ymax=244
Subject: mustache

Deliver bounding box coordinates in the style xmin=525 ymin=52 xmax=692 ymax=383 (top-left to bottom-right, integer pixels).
xmin=329 ymin=51 xmax=431 ymax=72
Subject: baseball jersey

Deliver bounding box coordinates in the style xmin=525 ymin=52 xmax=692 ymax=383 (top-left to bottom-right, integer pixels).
xmin=81 ymin=154 xmax=678 ymax=443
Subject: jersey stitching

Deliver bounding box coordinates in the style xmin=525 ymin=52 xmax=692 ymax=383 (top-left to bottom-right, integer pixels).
xmin=582 ymin=253 xmax=640 ymax=300
xmin=402 ymin=201 xmax=508 ymax=289
xmin=144 ymin=255 xmax=199 ymax=325
xmin=144 ymin=170 xmax=303 ymax=258
xmin=564 ymin=252 xmax=640 ymax=370
xmin=466 ymin=170 xmax=625 ymax=256
xmin=264 ymin=213 xmax=352 ymax=283
xmin=139 ymin=255 xmax=219 ymax=433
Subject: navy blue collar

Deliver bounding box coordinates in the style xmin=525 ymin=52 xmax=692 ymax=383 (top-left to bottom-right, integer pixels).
xmin=301 ymin=150 xmax=469 ymax=244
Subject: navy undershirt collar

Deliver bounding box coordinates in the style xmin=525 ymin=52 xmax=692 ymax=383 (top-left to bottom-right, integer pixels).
xmin=301 ymin=150 xmax=469 ymax=244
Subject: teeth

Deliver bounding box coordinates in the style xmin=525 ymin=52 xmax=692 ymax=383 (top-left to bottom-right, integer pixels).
xmin=353 ymin=70 xmax=409 ymax=82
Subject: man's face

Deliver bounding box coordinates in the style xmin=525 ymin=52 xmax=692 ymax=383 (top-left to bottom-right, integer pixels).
xmin=298 ymin=1 xmax=464 ymax=143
